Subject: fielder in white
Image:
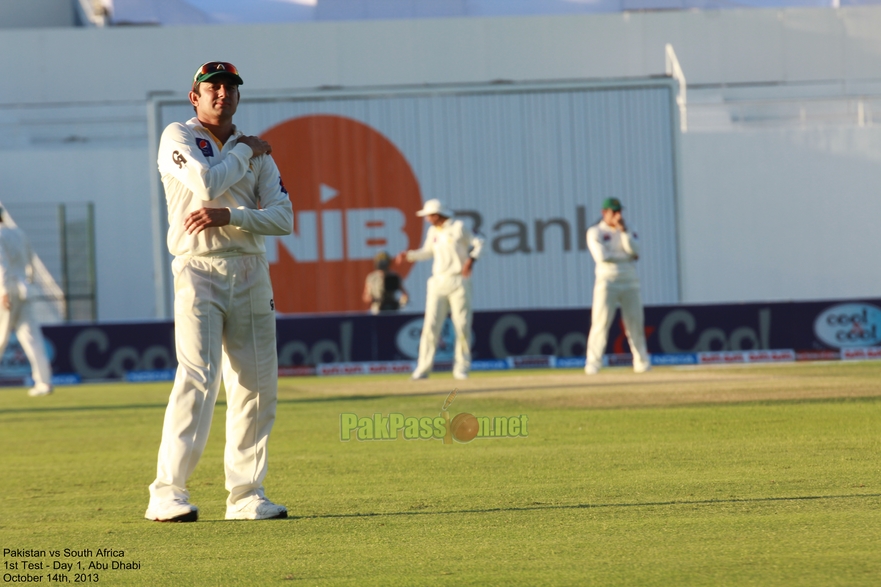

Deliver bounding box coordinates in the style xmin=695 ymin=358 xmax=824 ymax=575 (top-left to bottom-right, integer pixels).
xmin=145 ymin=62 xmax=293 ymax=523
xmin=585 ymin=198 xmax=650 ymax=375
xmin=395 ymin=199 xmax=484 ymax=380
xmin=0 ymin=209 xmax=53 ymax=397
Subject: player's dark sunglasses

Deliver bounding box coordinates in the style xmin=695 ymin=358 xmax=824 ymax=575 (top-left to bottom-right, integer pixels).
xmin=193 ymin=62 xmax=239 ymax=82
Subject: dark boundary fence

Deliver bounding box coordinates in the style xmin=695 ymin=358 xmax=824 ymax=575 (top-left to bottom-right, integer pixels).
xmin=27 ymin=298 xmax=881 ymax=382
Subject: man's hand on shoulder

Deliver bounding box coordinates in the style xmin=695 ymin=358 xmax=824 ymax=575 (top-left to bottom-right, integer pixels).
xmin=237 ymin=135 xmax=272 ymax=158
xmin=185 ymin=207 xmax=231 ymax=235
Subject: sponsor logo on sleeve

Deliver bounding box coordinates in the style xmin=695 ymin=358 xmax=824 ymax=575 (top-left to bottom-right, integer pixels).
xmin=196 ymin=138 xmax=214 ymax=157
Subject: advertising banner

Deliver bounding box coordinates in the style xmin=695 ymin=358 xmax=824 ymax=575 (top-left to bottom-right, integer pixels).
xmin=39 ymin=322 xmax=176 ymax=381
xmin=28 ymin=298 xmax=881 ymax=382
xmin=155 ymin=79 xmax=681 ymax=316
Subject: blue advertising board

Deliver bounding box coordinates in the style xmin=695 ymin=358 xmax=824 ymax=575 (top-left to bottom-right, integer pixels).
xmin=30 ymin=298 xmax=881 ymax=382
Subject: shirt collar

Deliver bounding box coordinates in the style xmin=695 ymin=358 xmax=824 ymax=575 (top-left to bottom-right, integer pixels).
xmin=188 ymin=118 xmax=242 ymax=148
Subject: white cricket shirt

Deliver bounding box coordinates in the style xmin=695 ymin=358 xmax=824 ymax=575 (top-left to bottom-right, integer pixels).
xmin=586 ymin=220 xmax=640 ymax=282
xmin=0 ymin=225 xmax=33 ymax=298
xmin=157 ymin=118 xmax=293 ymax=257
xmin=406 ymin=217 xmax=484 ymax=279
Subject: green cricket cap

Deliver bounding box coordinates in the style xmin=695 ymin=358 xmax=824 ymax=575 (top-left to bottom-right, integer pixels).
xmin=601 ymin=198 xmax=622 ymax=211
xmin=192 ymin=61 xmax=243 ymax=89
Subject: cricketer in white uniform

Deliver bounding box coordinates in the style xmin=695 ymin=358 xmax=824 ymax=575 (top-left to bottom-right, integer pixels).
xmin=585 ymin=198 xmax=650 ymax=374
xmin=145 ymin=62 xmax=294 ymax=523
xmin=396 ymin=199 xmax=484 ymax=380
xmin=0 ymin=210 xmax=53 ymax=397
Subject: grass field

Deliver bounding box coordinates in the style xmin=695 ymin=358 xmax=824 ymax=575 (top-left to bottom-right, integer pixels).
xmin=1 ymin=362 xmax=880 ymax=586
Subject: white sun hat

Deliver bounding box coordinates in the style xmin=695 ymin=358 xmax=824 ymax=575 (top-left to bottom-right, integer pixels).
xmin=415 ymin=199 xmax=452 ymax=217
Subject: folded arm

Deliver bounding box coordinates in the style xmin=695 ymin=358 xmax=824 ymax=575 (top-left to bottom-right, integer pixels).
xmin=158 ymin=123 xmax=253 ymax=201
xmin=587 ymin=227 xmax=636 ymax=263
xmin=227 ymin=156 xmax=293 ymax=236
xmin=619 ymin=230 xmax=640 ymax=259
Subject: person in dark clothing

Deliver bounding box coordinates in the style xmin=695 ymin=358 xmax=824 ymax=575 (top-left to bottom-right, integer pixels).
xmin=363 ymin=251 xmax=408 ymax=314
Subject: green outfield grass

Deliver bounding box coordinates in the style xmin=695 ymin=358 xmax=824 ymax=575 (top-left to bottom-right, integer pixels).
xmin=1 ymin=362 xmax=880 ymax=586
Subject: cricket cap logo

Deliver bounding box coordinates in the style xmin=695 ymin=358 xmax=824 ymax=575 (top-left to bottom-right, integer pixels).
xmin=262 ymin=115 xmax=424 ymax=313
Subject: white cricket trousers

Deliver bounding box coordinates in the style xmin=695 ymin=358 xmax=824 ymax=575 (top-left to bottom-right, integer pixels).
xmin=0 ymin=295 xmax=52 ymax=391
xmin=149 ymin=254 xmax=279 ymax=509
xmin=586 ymin=278 xmax=650 ymax=373
xmin=414 ymin=276 xmax=472 ymax=378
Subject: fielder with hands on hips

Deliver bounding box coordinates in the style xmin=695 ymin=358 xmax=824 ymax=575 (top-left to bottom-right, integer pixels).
xmin=395 ymin=199 xmax=484 ymax=380
xmin=145 ymin=61 xmax=294 ymax=523
xmin=0 ymin=208 xmax=54 ymax=397
xmin=585 ymin=198 xmax=651 ymax=375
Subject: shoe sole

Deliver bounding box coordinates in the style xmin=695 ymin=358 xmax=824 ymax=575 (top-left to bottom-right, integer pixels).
xmin=147 ymin=510 xmax=198 ymax=523
xmin=226 ymin=510 xmax=288 ymax=521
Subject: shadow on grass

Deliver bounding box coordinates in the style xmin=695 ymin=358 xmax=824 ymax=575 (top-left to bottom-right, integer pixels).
xmin=275 ymin=389 xmax=881 ymax=409
xmin=199 ymin=492 xmax=881 ymax=524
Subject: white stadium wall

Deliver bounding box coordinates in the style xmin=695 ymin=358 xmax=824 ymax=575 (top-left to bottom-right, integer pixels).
xmin=1 ymin=8 xmax=881 ymax=320
xmin=680 ymin=126 xmax=881 ymax=303
xmin=0 ymin=0 xmax=75 ymax=29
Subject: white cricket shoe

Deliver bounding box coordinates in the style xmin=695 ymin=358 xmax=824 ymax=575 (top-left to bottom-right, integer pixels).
xmin=28 ymin=386 xmax=53 ymax=397
xmin=634 ymin=364 xmax=652 ymax=374
xmin=145 ymin=499 xmax=198 ymax=523
xmin=410 ymin=372 xmax=428 ymax=381
xmin=453 ymin=371 xmax=469 ymax=380
xmin=226 ymin=497 xmax=288 ymax=521
xmin=584 ymin=365 xmax=599 ymax=375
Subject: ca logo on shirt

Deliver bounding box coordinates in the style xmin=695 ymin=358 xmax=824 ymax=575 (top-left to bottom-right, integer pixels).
xmin=172 ymin=151 xmax=187 ymax=169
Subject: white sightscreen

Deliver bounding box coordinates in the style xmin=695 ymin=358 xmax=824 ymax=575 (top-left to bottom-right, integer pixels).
xmin=155 ymin=79 xmax=680 ymax=313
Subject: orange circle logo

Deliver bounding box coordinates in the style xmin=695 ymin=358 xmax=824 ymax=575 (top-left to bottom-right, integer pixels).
xmin=450 ymin=412 xmax=480 ymax=443
xmin=262 ymin=115 xmax=424 ymax=313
